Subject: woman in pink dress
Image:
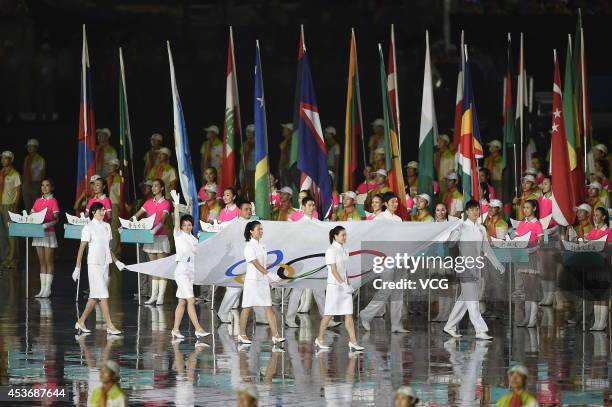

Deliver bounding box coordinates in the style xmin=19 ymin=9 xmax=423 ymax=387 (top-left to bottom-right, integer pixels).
xmin=85 ymin=178 xmax=112 ymax=222
xmin=32 ymin=179 xmax=61 ymax=298
xmin=219 ymin=188 xmax=240 ymax=223
xmin=365 ymin=194 xmax=384 ymax=220
xmin=585 ymin=207 xmax=611 ymax=331
xmin=515 ymin=199 xmax=544 ymax=328
xmin=197 ymin=166 xmax=223 ymax=202
xmin=132 ymin=179 xmax=172 ymax=305
xmin=537 ymin=175 xmax=558 ymax=306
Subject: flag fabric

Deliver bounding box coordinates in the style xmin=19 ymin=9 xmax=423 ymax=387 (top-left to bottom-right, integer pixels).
xmin=418 ymin=31 xmax=436 ymax=206
xmin=573 ymin=12 xmax=590 ymax=174
xmin=288 ymin=26 xmax=305 ymax=171
xmin=254 ymin=40 xmax=271 ymax=220
xmin=118 ymin=48 xmax=136 ymax=217
xmin=221 ymin=27 xmax=242 ymax=191
xmin=76 ymin=25 xmax=96 ymax=203
xmin=387 ymin=24 xmax=401 ymax=159
xmin=377 ymin=44 xmax=407 ymax=214
xmin=501 ymin=34 xmax=517 ymax=209
xmin=343 ymin=29 xmax=364 ymax=193
xmin=297 ymin=40 xmax=333 ymax=220
xmin=459 ymin=46 xmax=484 ymax=203
xmin=550 ymin=50 xmax=574 ymax=226
xmin=562 ymin=36 xmax=585 ymax=206
xmin=167 ymin=42 xmax=200 ymax=234
xmin=452 ymin=31 xmax=464 ymax=152
xmin=515 ymin=33 xmax=527 ymax=173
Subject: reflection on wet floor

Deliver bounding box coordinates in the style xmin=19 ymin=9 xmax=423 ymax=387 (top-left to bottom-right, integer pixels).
xmin=1 ymin=271 xmax=611 ymax=406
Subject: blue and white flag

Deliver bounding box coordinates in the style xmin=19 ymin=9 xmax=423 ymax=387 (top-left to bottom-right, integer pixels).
xmin=167 ymin=41 xmax=199 ymax=233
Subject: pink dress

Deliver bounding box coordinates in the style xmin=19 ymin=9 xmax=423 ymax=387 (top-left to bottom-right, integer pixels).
xmin=142 ymin=197 xmax=171 ymax=235
xmin=219 ymin=205 xmax=240 ymax=223
xmin=366 ymin=212 xmax=382 ymax=221
xmin=585 ymin=226 xmax=611 ymax=242
xmin=516 ymin=218 xmax=544 ymax=246
xmin=405 ymin=195 xmax=414 ymax=211
xmin=32 ymin=195 xmax=60 ymax=232
xmin=356 ymin=181 xmax=377 ymax=194
xmin=86 ymin=195 xmax=112 ymax=221
xmin=289 ymin=210 xmax=318 ymax=222
xmin=269 ymin=191 xmax=281 ymax=207
xmin=480 ymin=200 xmax=489 ymax=215
xmin=538 ymin=194 xmax=557 ymax=228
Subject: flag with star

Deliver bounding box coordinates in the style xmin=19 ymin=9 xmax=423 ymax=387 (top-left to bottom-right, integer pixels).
xmin=254 ymin=40 xmax=271 ymax=220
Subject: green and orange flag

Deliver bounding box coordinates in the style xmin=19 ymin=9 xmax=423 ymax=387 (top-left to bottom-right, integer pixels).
xmin=343 ymin=29 xmax=364 ymax=193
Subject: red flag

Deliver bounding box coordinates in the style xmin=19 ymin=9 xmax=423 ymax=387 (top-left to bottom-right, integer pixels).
xmin=221 ymin=27 xmax=241 ymax=189
xmin=452 ymin=31 xmax=464 ymax=151
xmin=387 ymin=24 xmax=401 ymax=159
xmin=550 ymin=51 xmax=574 ymax=226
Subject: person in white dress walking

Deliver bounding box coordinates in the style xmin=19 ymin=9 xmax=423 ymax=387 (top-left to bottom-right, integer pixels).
xmin=73 ymin=202 xmax=126 ymax=335
xmin=169 ymin=190 xmax=211 ymax=341
xmin=237 ymin=221 xmax=285 ymax=346
xmin=314 ymin=226 xmax=364 ymax=352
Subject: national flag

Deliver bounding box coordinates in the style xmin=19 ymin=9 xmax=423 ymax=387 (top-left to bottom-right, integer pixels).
xmin=288 ymin=26 xmax=307 ymax=206
xmin=377 ymin=44 xmax=407 ymax=214
xmin=459 ymin=45 xmax=484 ymax=203
xmin=550 ymin=50 xmax=574 ymax=226
xmin=254 ymin=40 xmax=271 ymax=220
xmin=418 ymin=31 xmax=436 ymax=206
xmin=501 ymin=33 xmax=517 ymax=210
xmin=221 ymin=27 xmax=242 ymax=191
xmin=118 ymin=47 xmax=136 ymax=217
xmin=515 ymin=33 xmax=528 ymax=173
xmin=452 ymin=30 xmax=464 ymax=151
xmin=167 ymin=42 xmax=200 ymax=234
xmin=573 ymin=11 xmax=590 ymax=174
xmin=75 ymin=25 xmax=96 ymax=203
xmin=297 ymin=39 xmax=333 ymax=220
xmin=343 ymin=29 xmax=364 ymax=193
xmin=562 ymin=35 xmax=584 ymax=205
xmin=387 ymin=24 xmax=401 ymax=160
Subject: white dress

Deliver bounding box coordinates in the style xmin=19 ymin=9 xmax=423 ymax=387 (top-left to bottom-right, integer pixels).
xmin=81 ymin=219 xmax=112 ymax=299
xmin=241 ymin=238 xmax=271 ymax=307
xmin=324 ymin=241 xmax=353 ymax=315
xmin=173 ymin=230 xmax=198 ymax=299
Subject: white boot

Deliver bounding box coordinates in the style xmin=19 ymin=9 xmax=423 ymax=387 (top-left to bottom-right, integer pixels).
xmin=600 ymin=306 xmax=608 ymax=330
xmin=526 ymin=301 xmax=538 ymax=328
xmin=42 ymin=274 xmax=53 ymax=298
xmin=156 ymin=279 xmax=167 ymax=305
xmin=590 ymin=305 xmax=601 ymax=331
xmin=35 ymin=274 xmax=46 ymax=298
xmin=145 ymin=279 xmax=159 ymax=304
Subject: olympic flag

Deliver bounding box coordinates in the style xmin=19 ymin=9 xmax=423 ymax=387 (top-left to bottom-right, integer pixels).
xmin=127 ymin=219 xmax=461 ymax=289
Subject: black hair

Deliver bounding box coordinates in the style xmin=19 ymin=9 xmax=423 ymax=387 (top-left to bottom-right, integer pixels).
xmin=382 ymin=192 xmax=398 ymax=204
xmin=180 ymin=214 xmax=194 ymax=228
xmin=479 ymin=182 xmax=490 ymax=203
xmin=244 ymin=220 xmax=261 ymax=241
xmin=329 ymin=225 xmax=346 ymax=244
xmin=89 ymin=202 xmax=105 ymax=219
xmin=152 ymin=178 xmax=165 ymax=194
xmin=224 ymin=187 xmax=237 ymax=201
xmin=204 ymin=166 xmax=218 ymax=178
xmin=594 ymin=207 xmax=609 ymax=226
xmin=465 ymin=199 xmax=480 ymax=211
xmin=542 ymin=174 xmax=551 ymax=182
xmin=237 ymin=199 xmax=251 ymax=209
xmin=301 ymin=195 xmax=315 ymax=207
xmin=524 ymin=199 xmax=539 ymax=219
xmin=479 ymin=167 xmax=491 ymax=179
xmin=94 ymin=178 xmax=107 ymax=191
xmin=41 ymin=178 xmax=55 ymax=188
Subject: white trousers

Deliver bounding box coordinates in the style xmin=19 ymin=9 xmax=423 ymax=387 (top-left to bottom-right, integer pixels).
xmin=287 ymin=288 xmax=326 ymax=320
xmin=444 ymin=281 xmax=488 ymax=333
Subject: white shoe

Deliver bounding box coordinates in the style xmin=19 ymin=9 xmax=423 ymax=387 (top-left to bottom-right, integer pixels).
xmin=475 ymin=331 xmax=493 ymax=340
xmin=171 ymin=330 xmax=184 ymax=339
xmin=348 ymin=341 xmax=364 ymax=351
xmin=360 ymin=318 xmax=371 ymax=331
xmin=195 ymin=341 xmax=210 ymax=348
xmin=391 ymin=326 xmax=410 ymax=333
xmin=272 ymin=336 xmax=286 ymax=345
xmin=237 ymin=335 xmax=252 ymax=344
xmin=42 ymin=274 xmax=53 ymax=298
xmin=272 ymin=345 xmax=285 ymax=353
xmin=106 ymin=328 xmax=122 ymax=336
xmin=443 ymin=327 xmax=461 ymax=338
xmin=35 ymin=274 xmax=46 ymax=298
xmin=195 ymin=330 xmax=210 ymax=338
xmin=75 ymin=321 xmax=91 ymax=333
xmin=145 ymin=279 xmax=159 ymax=304
xmin=314 ymin=338 xmax=330 ymax=350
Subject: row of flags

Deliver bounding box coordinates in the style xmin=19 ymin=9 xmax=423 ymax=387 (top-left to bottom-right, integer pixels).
xmin=76 ymin=17 xmax=592 ymax=226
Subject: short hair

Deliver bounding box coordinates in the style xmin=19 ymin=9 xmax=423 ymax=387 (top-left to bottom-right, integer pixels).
xmin=180 ymin=214 xmax=194 ymax=228
xmin=382 ymin=192 xmax=398 ymax=204
xmin=301 ymin=195 xmax=315 ymax=207
xmin=464 ymin=199 xmax=479 ymax=211
xmin=152 ymin=178 xmax=165 ymax=193
xmin=89 ymin=202 xmax=105 ymax=219
xmin=238 ymin=199 xmax=251 ymax=209
xmin=329 ymin=225 xmax=346 ymax=244
xmin=244 ymin=220 xmax=261 ymax=241
xmin=41 ymin=178 xmax=55 ymax=188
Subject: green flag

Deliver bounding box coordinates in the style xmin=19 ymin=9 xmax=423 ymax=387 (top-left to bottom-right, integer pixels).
xmin=418 ymin=31 xmax=436 ymax=204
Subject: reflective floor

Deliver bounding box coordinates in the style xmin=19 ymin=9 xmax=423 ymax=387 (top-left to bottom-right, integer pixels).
xmin=1 ymin=265 xmax=611 ymax=406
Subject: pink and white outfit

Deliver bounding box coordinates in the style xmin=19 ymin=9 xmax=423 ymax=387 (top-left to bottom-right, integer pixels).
xmin=219 ymin=205 xmax=240 ymax=223
xmin=197 ymin=183 xmax=223 ymax=202
xmin=356 ymin=181 xmax=377 ymax=195
xmin=538 ymin=194 xmax=558 ymax=229
xmin=585 ymin=226 xmax=611 ymax=242
xmin=366 ymin=212 xmax=382 ymax=220
xmin=86 ymin=195 xmax=112 ymax=221
xmin=269 ymin=191 xmax=281 ymax=207
xmin=515 ymin=217 xmax=544 ymax=274
xmin=141 ymin=197 xmax=172 ymax=254
xmin=31 ymin=194 xmax=60 ymax=248
xmin=289 ymin=209 xmax=319 ymax=222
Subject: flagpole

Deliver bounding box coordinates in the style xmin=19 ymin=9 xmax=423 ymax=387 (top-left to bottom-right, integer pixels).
xmin=390 ymin=24 xmax=401 ymax=161
xmin=119 ymin=47 xmax=137 ymax=200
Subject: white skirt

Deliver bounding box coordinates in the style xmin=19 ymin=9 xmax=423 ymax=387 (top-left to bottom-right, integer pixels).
xmin=143 ymin=235 xmax=171 ymax=254
xmin=88 ymin=264 xmax=109 ymax=299
xmin=175 ymin=262 xmax=195 ymax=299
xmin=32 ymin=231 xmax=58 ymax=248
xmin=324 ymin=284 xmax=353 ymax=315
xmin=242 ymin=278 xmax=271 ymax=307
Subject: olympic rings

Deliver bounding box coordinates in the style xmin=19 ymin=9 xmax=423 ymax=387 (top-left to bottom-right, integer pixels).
xmin=225 ymin=249 xmax=284 ymax=277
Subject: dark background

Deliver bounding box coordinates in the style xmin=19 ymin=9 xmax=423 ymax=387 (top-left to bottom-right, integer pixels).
xmin=1 ymin=0 xmax=611 ymax=209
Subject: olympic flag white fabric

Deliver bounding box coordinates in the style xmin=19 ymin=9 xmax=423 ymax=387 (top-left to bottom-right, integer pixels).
xmin=126 ymin=218 xmax=462 ymax=289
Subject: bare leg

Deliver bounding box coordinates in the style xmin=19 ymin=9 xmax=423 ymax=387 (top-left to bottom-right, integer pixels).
xmin=186 ymin=298 xmax=206 ymax=332
xmin=265 ymin=307 xmax=279 ymax=337
xmin=99 ymin=299 xmax=117 ymax=331
xmin=78 ymin=299 xmax=97 ymax=325
xmin=35 ymin=247 xmax=46 ymax=274
xmin=239 ymin=307 xmax=252 ymax=337
xmin=317 ymin=315 xmax=332 ymax=342
xmin=173 ymin=299 xmax=186 ymax=331
xmin=45 ymin=248 xmax=54 ymax=275
xmin=344 ymin=315 xmax=357 ymax=343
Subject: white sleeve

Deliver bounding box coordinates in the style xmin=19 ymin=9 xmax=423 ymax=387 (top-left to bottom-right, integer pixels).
xmin=80 ymin=225 xmax=91 ymax=242
xmin=325 ymin=247 xmax=336 ymax=266
xmin=244 ymin=244 xmax=257 ymax=263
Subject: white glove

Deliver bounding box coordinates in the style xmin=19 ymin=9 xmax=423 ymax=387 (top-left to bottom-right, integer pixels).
xmin=267 ymin=272 xmax=281 ymax=284
xmin=72 ymin=267 xmax=81 ymax=282
xmin=130 ymin=216 xmax=137 ymax=222
xmin=115 ymin=260 xmax=126 ymax=271
xmin=170 ymin=190 xmax=180 ymax=205
xmin=497 ymin=264 xmax=505 ymax=275
xmin=41 ymin=222 xmax=52 ymax=229
xmin=343 ymin=281 xmax=354 ymax=294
